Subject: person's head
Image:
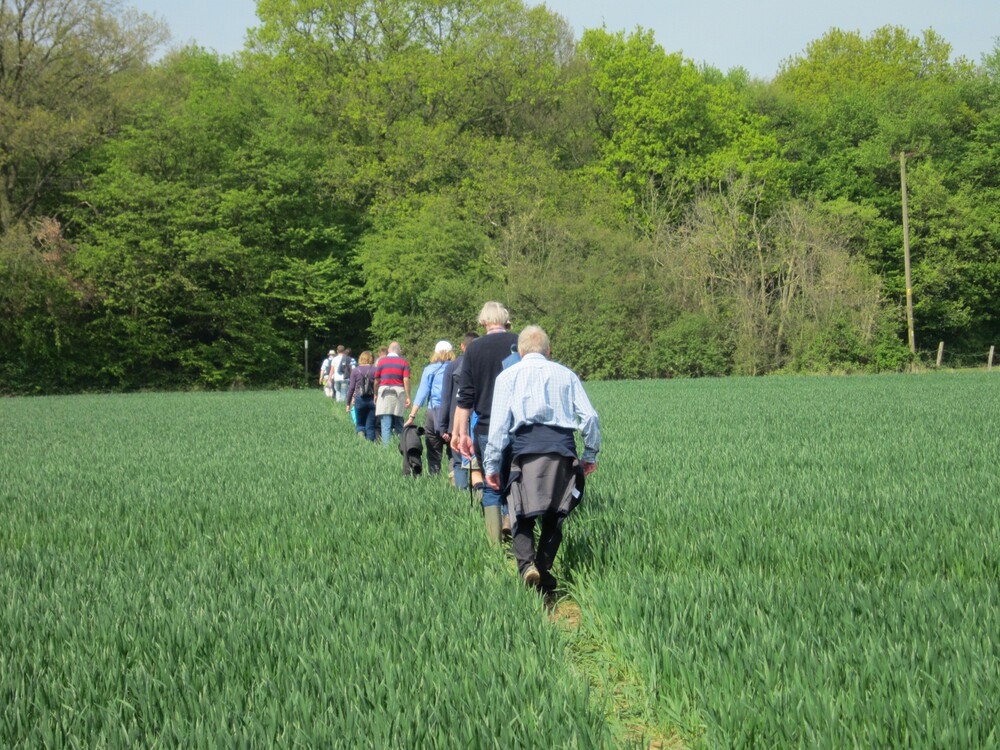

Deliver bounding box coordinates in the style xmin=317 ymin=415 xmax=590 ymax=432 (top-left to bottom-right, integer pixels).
xmin=328 ymin=349 xmax=335 ymax=357
xmin=358 ymin=350 xmax=373 ymax=365
xmin=477 ymin=302 xmax=510 ymax=328
xmin=388 ymin=341 xmax=402 ymax=355
xmin=431 ymin=340 xmax=454 ymax=363
xmin=337 ymin=345 xmax=345 ymax=353
xmin=461 ymin=332 xmax=478 ymax=352
xmin=377 ymin=346 xmax=388 ymax=358
xmin=518 ymin=325 xmax=550 ymax=358
xmin=344 ymin=347 xmax=352 ymax=357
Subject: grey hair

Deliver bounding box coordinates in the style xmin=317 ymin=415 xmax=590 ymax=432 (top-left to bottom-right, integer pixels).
xmin=517 ymin=325 xmax=550 ymax=356
xmin=388 ymin=341 xmax=402 ymax=355
xmin=478 ymin=301 xmax=510 ymax=327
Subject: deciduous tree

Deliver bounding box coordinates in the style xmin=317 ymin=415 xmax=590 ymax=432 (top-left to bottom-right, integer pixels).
xmin=0 ymin=0 xmax=165 ymax=229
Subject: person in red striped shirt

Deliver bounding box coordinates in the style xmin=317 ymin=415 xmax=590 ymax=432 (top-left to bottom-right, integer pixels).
xmin=373 ymin=341 xmax=411 ymax=446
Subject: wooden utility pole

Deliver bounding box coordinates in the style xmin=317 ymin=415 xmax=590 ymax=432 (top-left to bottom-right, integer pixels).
xmin=900 ymin=152 xmax=916 ymax=354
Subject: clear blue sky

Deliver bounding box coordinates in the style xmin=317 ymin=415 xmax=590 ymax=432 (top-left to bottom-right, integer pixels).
xmin=130 ymin=0 xmax=998 ymax=79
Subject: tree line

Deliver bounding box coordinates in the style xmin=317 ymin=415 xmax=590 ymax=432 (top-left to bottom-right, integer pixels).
xmin=2 ymin=0 xmax=997 ymax=393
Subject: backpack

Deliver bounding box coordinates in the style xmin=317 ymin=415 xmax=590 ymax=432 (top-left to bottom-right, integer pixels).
xmin=358 ymin=370 xmax=375 ymax=398
xmin=501 ymin=344 xmax=521 ymax=371
xmin=338 ymin=355 xmax=350 ymax=377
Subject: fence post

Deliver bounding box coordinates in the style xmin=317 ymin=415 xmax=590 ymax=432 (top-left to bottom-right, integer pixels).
xmin=936 ymin=341 xmax=944 ymax=368
xmin=989 ymin=345 xmax=995 ymax=372
xmin=304 ymin=338 xmax=309 ymax=385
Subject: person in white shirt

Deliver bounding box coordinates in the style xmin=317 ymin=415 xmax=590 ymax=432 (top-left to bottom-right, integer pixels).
xmin=330 ymin=345 xmax=347 ymax=402
xmin=484 ymin=325 xmax=600 ymax=599
xmin=319 ymin=350 xmax=336 ymax=398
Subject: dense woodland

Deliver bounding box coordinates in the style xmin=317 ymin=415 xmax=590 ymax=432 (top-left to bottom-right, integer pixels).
xmin=1 ymin=0 xmax=998 ymax=393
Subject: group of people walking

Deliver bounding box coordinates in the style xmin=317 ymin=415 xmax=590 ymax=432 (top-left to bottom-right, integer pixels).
xmin=321 ymin=302 xmax=602 ymax=599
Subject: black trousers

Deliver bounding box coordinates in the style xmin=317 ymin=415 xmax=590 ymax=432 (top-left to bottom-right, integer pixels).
xmin=425 ymin=430 xmax=445 ymax=475
xmin=423 ymin=407 xmax=445 ymax=475
xmin=512 ymin=513 xmax=564 ymax=591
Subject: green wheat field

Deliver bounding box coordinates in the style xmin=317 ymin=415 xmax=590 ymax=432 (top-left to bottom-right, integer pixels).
xmin=2 ymin=373 xmax=998 ymax=748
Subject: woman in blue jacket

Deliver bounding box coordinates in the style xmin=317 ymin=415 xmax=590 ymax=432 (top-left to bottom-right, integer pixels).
xmin=404 ymin=341 xmax=455 ymax=476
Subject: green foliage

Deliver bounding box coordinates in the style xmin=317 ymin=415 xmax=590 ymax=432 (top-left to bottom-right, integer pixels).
xmin=771 ymin=27 xmax=996 ymax=351
xmin=0 ymin=0 xmax=166 ymax=229
xmin=649 ymin=180 xmax=896 ymax=375
xmin=359 ymin=196 xmax=489 ymax=349
xmin=784 ymin=315 xmax=911 ymax=373
xmin=53 ymin=47 xmax=365 ymax=389
xmin=0 ymin=221 xmax=90 ymax=393
xmin=493 ymin=195 xmax=669 ymax=379
xmin=579 ymin=28 xmax=785 ymax=212
xmin=652 ymin=313 xmax=731 ymax=377
xmin=2 ymin=4 xmax=997 ymax=392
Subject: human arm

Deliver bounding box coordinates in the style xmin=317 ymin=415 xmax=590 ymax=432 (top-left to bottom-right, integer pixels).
xmin=407 ymin=367 xmax=432 ymax=423
xmin=403 ymin=375 xmax=411 ymax=409
xmin=450 ymin=406 xmax=473 ymax=458
xmin=345 ymin=369 xmax=358 ymax=406
xmin=573 ymin=376 xmax=601 ymax=465
xmin=450 ymin=349 xmax=478 ymax=454
xmin=483 ymin=371 xmax=515 ymax=479
xmin=451 ymin=350 xmax=477 ymax=453
xmin=438 ymin=361 xmax=456 ymax=438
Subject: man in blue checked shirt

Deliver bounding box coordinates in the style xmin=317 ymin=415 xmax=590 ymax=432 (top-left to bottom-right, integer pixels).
xmin=484 ymin=325 xmax=600 ymax=598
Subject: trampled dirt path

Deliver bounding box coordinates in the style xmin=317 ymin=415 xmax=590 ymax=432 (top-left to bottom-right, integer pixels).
xmin=549 ymin=598 xmax=685 ymax=750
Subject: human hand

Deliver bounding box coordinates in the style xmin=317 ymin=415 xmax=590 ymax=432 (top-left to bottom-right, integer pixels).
xmin=582 ymin=462 xmax=597 ymax=477
xmin=452 ymin=434 xmax=474 ymax=458
xmin=485 ymin=473 xmax=500 ymax=490
xmin=404 ymin=397 xmax=411 ymax=409
xmin=441 ymin=433 xmax=450 ymax=443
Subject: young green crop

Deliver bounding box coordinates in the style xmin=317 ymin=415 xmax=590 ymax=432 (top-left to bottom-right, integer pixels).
xmin=567 ymin=373 xmax=999 ymax=749
xmin=0 ymin=391 xmax=611 ymax=748
xmin=2 ymin=373 xmax=997 ymax=749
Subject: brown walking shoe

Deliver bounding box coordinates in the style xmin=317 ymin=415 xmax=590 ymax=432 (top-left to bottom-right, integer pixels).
xmin=522 ymin=565 xmax=541 ymax=587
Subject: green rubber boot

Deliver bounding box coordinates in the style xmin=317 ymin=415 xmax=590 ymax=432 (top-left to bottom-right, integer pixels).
xmin=483 ymin=505 xmax=502 ymax=546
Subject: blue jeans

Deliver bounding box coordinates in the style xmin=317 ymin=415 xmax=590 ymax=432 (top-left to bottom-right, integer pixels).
xmin=354 ymin=396 xmax=377 ymax=442
xmin=380 ymin=414 xmax=402 ymax=446
xmin=335 ymin=381 xmax=348 ymax=402
xmin=476 ymin=431 xmax=507 ymax=512
xmin=452 ymin=453 xmax=469 ymax=490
